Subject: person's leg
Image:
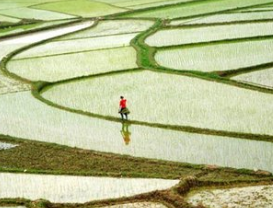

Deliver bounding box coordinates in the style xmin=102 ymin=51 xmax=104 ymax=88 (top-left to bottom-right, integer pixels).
xmin=125 ymin=113 xmax=128 ymax=120
xmin=120 ymin=113 xmax=124 ymax=120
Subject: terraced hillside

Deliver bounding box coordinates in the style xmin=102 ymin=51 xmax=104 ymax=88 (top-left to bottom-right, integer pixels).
xmin=0 ymin=0 xmax=273 ymax=208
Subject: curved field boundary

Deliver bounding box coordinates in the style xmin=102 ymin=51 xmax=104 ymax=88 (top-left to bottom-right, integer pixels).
xmin=1 ymin=17 xmax=155 ymax=84
xmin=0 ymin=18 xmax=88 ymax=41
xmin=0 ymin=172 xmax=179 ymax=203
xmin=2 ymin=18 xmax=267 ymax=143
xmin=1 ymin=1 xmax=273 ymax=154
xmin=0 ymin=174 xmax=272 ymax=208
xmin=153 ymin=35 xmax=273 ymax=82
xmin=35 ymin=69 xmax=273 ymax=143
xmin=2 ymin=17 xmax=273 ymax=143
xmin=0 ymin=19 xmax=98 ymax=84
xmin=131 ymin=17 xmax=273 ymax=95
xmin=1 ymin=3 xmax=273 ymax=207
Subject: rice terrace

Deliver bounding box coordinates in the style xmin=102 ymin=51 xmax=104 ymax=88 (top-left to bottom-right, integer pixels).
xmin=1 ymin=0 xmax=273 ymax=207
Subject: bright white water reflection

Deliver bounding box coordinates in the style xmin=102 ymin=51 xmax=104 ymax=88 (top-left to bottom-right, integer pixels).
xmin=0 ymin=173 xmax=178 ymax=203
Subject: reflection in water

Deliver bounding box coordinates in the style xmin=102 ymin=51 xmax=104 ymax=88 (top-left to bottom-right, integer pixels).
xmin=121 ymin=122 xmax=131 ymax=145
xmin=1 ymin=92 xmax=273 ymax=174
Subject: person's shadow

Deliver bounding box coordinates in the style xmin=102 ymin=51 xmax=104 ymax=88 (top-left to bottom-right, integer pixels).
xmin=120 ymin=122 xmax=131 ymax=145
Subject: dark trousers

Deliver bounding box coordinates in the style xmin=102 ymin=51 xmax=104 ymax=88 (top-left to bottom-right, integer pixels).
xmin=121 ymin=113 xmax=128 ymax=120
xmin=120 ymin=108 xmax=128 ymax=120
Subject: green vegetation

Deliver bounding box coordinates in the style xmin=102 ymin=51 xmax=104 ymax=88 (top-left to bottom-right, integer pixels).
xmin=1 ymin=0 xmax=273 ymax=207
xmin=0 ymin=135 xmax=228 ymax=179
xmin=41 ymin=70 xmax=273 ymax=136
xmin=0 ymin=133 xmax=272 ymax=207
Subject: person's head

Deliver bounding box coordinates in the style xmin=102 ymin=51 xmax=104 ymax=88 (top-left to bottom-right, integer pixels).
xmin=120 ymin=96 xmax=124 ymax=100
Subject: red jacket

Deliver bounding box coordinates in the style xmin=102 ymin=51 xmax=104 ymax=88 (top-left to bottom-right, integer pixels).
xmin=120 ymin=99 xmax=127 ymax=108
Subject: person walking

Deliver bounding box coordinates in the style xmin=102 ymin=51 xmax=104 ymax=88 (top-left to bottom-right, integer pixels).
xmin=118 ymin=96 xmax=130 ymax=120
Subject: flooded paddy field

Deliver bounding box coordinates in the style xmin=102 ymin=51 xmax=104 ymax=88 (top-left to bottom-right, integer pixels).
xmin=0 ymin=0 xmax=273 ymax=208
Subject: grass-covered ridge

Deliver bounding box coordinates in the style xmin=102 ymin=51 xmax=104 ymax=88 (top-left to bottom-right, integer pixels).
xmin=0 ymin=134 xmax=272 ymax=207
xmin=41 ymin=70 xmax=273 ymax=137
xmin=1 ymin=0 xmax=273 ymax=207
